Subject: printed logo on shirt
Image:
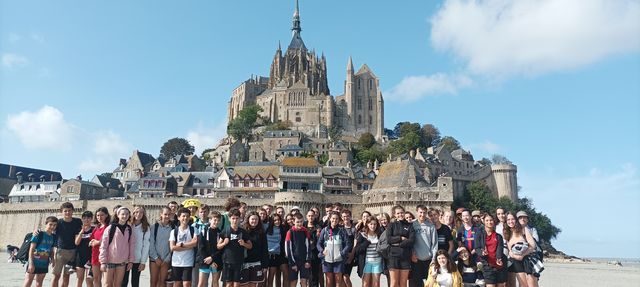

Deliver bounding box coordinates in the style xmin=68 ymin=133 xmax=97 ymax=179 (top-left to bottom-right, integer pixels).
xmin=231 ymin=233 xmax=238 ymax=240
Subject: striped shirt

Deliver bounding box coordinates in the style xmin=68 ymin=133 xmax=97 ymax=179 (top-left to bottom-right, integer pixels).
xmin=365 ymin=234 xmax=381 ymax=263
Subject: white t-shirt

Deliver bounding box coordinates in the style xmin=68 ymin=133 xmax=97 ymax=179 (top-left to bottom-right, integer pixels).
xmin=169 ymin=227 xmax=195 ymax=267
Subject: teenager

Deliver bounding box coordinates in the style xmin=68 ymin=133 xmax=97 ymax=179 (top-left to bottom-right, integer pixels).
xmin=317 ymin=211 xmax=350 ymax=287
xmin=474 ymin=214 xmax=507 ymax=287
xmin=74 ymin=211 xmax=94 ymax=287
xmin=304 ymin=210 xmax=322 ymax=287
xmin=169 ymin=208 xmax=199 ymax=287
xmin=168 ymin=202 xmax=180 ymax=227
xmin=266 ymin=214 xmax=288 ymax=287
xmin=456 ymin=210 xmax=481 ymax=263
xmin=410 ymin=205 xmax=437 ymax=287
xmin=149 ymin=207 xmax=174 ymax=287
xmin=99 ymin=207 xmax=135 ymax=287
xmin=386 ymin=206 xmax=415 ymax=287
xmin=429 ymin=209 xmax=454 ymax=256
xmin=354 ymin=211 xmax=372 ymax=232
xmin=321 ymin=204 xmax=334 ymax=228
xmin=90 ymin=207 xmax=110 ymax=287
xmin=259 ymin=209 xmax=270 ymax=231
xmin=218 ymin=209 xmax=252 ymax=287
xmin=23 ymin=216 xmax=58 ymax=287
xmin=285 ymin=213 xmax=311 ymax=287
xmin=354 ymin=218 xmax=382 ymax=287
xmin=242 ymin=212 xmax=269 ymax=287
xmin=122 ymin=206 xmax=150 ymax=287
xmin=192 ymin=205 xmax=211 ymax=287
xmin=504 ymin=212 xmax=537 ymax=287
xmin=197 ymin=211 xmax=223 ymax=287
xmin=52 ymin=202 xmax=83 ymax=287
xmin=424 ymin=250 xmax=463 ymax=287
xmin=377 ymin=213 xmax=390 ymax=232
xmin=455 ymin=247 xmax=484 ymax=287
xmin=218 ymin=198 xmax=242 ymax=233
xmin=340 ymin=210 xmax=357 ymax=287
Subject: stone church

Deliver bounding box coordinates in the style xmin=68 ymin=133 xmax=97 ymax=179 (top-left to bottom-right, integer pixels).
xmin=227 ymin=0 xmax=385 ymax=141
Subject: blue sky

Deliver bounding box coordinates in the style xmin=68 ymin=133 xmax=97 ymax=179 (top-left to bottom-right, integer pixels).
xmin=1 ymin=0 xmax=639 ymax=258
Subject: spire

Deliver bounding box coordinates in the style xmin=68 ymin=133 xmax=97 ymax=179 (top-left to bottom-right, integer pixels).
xmin=347 ymin=56 xmax=354 ymax=73
xmin=278 ymin=40 xmax=281 ymax=51
xmin=292 ymin=0 xmax=301 ymax=37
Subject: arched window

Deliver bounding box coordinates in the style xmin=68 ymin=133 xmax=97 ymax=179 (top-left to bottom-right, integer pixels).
xmin=358 ymin=115 xmax=362 ymax=124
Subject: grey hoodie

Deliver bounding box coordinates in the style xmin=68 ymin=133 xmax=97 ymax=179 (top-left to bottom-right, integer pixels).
xmin=412 ymin=220 xmax=438 ymax=261
xmin=149 ymin=222 xmax=173 ymax=263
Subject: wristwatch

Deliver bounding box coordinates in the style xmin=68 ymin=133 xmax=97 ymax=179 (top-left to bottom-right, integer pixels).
xmin=180 ymin=242 xmax=184 ymax=248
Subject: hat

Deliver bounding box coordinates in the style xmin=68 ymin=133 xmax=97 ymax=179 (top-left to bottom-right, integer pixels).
xmin=291 ymin=206 xmax=300 ymax=211
xmin=472 ymin=210 xmax=481 ymax=217
xmin=455 ymin=207 xmax=465 ymax=214
xmin=516 ymin=211 xmax=528 ymax=218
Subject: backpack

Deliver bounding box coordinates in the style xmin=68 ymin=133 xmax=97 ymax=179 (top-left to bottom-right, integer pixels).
xmin=173 ymin=225 xmax=197 ymax=265
xmin=376 ymin=229 xmax=390 ymax=259
xmin=16 ymin=232 xmax=43 ymax=264
xmin=108 ymin=223 xmax=132 ymax=245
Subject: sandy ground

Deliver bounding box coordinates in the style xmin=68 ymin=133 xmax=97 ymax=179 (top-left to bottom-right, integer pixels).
xmin=1 ymin=259 xmax=639 ymax=287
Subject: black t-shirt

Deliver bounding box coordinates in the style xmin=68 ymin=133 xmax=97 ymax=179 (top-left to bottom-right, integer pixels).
xmin=436 ymin=224 xmax=453 ymax=252
xmin=56 ymin=218 xmax=82 ymax=249
xmin=77 ymin=226 xmax=94 ymax=261
xmin=220 ymin=227 xmax=248 ymax=264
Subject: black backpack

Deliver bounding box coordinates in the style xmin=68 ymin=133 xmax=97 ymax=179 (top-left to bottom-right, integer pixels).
xmin=173 ymin=225 xmax=197 ymax=265
xmin=16 ymin=232 xmax=44 ymax=264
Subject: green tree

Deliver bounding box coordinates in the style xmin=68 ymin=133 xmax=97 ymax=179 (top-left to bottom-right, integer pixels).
xmin=421 ymin=124 xmax=441 ymax=147
xmin=388 ymin=131 xmax=422 ymax=155
xmin=264 ymin=120 xmax=291 ymax=131
xmin=479 ymin=157 xmax=492 ymax=166
xmin=492 ymin=154 xmax=512 ymax=164
xmin=394 ymin=122 xmax=421 ymax=138
xmin=355 ymin=147 xmax=387 ymax=164
xmin=201 ymin=148 xmax=215 ymax=163
xmin=160 ymin=137 xmax=195 ymax=159
xmin=227 ymin=105 xmax=263 ymax=141
xmin=318 ymin=154 xmax=329 ymax=165
xmin=439 ymin=136 xmax=461 ymax=151
xmin=357 ymin=132 xmax=376 ymax=149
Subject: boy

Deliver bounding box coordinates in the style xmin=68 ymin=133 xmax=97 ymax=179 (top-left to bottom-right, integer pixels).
xmin=170 ymin=208 xmax=199 ymax=287
xmin=53 ymin=202 xmax=82 ymax=287
xmin=74 ymin=211 xmax=94 ymax=287
xmin=24 ymin=216 xmax=58 ymax=287
xmin=217 ymin=209 xmax=252 ymax=287
xmin=192 ymin=204 xmax=210 ymax=287
xmin=197 ymin=211 xmax=223 ymax=287
xmin=285 ymin=213 xmax=311 ymax=287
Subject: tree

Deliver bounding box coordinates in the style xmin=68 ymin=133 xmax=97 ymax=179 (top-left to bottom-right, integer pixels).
xmin=265 ymin=120 xmax=291 ymax=131
xmin=357 ymin=132 xmax=376 ymax=149
xmin=99 ymin=172 xmax=113 ymax=179
xmin=201 ymin=148 xmax=215 ymax=163
xmin=439 ymin=136 xmax=461 ymax=151
xmin=388 ymin=131 xmax=422 ymax=155
xmin=394 ymin=122 xmax=421 ymax=138
xmin=160 ymin=137 xmax=195 ymax=159
xmin=421 ymin=124 xmax=441 ymax=147
xmin=492 ymin=154 xmax=512 ymax=164
xmin=227 ymin=105 xmax=263 ymax=141
xmin=479 ymin=157 xmax=492 ymax=166
xmin=355 ymin=147 xmax=387 ymax=164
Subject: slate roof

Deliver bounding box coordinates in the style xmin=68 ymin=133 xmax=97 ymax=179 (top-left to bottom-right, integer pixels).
xmin=93 ymin=175 xmax=122 ymax=189
xmin=322 ymin=166 xmax=353 ymax=178
xmin=372 ymin=158 xmax=426 ymax=189
xmin=0 ymin=163 xmax=62 ymax=181
xmin=278 ymin=145 xmax=303 ymax=152
xmin=281 ymin=157 xmax=319 ymax=167
xmin=231 ymin=164 xmax=280 ymax=178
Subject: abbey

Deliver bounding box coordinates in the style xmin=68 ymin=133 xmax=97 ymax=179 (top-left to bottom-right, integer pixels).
xmin=227 ymin=1 xmax=384 ymax=141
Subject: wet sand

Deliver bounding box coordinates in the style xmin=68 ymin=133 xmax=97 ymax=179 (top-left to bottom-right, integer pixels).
xmin=1 ymin=259 xmax=638 ymax=287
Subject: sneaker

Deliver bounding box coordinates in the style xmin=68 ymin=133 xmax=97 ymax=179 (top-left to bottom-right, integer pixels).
xmin=65 ymin=264 xmax=76 ymax=274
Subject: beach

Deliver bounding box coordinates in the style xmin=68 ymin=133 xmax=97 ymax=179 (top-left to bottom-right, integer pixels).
xmin=1 ymin=259 xmax=639 ymax=287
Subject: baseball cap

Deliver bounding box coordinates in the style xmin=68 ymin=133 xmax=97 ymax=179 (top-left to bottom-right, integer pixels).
xmin=291 ymin=206 xmax=300 ymax=211
xmin=516 ymin=211 xmax=528 ymax=218
xmin=472 ymin=210 xmax=481 ymax=217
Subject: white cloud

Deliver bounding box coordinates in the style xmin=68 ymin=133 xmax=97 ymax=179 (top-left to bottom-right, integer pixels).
xmin=385 ymin=73 xmax=472 ymax=102
xmin=2 ymin=53 xmax=29 ymax=69
xmin=6 ymin=106 xmax=74 ymax=150
xmin=93 ymin=130 xmax=130 ymax=156
xmin=78 ymin=130 xmax=131 ymax=174
xmin=466 ymin=140 xmax=501 ymax=154
xmin=430 ymin=0 xmax=640 ymax=77
xmin=187 ymin=120 xmax=228 ymax=154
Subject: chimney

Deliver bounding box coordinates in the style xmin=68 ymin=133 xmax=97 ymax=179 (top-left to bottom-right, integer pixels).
xmin=8 ymin=165 xmax=16 ymax=178
xmin=76 ymin=175 xmax=82 ymax=181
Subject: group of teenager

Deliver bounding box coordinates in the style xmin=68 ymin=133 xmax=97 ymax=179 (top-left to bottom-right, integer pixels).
xmin=21 ymin=199 xmax=543 ymax=287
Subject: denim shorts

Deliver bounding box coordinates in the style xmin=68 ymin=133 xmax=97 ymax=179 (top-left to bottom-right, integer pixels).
xmin=322 ymin=261 xmax=344 ymax=273
xmin=363 ymin=261 xmax=382 ymax=274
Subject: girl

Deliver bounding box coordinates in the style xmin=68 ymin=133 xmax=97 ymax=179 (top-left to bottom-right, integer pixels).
xmin=266 ymin=214 xmax=288 ymax=287
xmin=354 ymin=218 xmax=382 ymax=287
xmin=455 ymin=247 xmax=484 ymax=287
xmin=425 ymin=250 xmax=463 ymax=287
xmin=285 ymin=214 xmax=295 ymax=229
xmin=197 ymin=211 xmax=223 ymax=287
xmin=474 ymin=214 xmax=507 ymax=287
xmin=75 ymin=211 xmax=95 ymax=287
xmin=386 ymin=206 xmax=414 ymax=287
xmin=377 ymin=213 xmax=390 ymax=232
xmin=149 ymin=207 xmax=173 ymax=287
xmin=355 ymin=211 xmax=372 ymax=232
xmin=90 ymin=207 xmax=110 ymax=287
xmin=99 ymin=207 xmax=135 ymax=287
xmin=504 ymin=212 xmax=537 ymax=287
xmin=242 ymin=212 xmax=269 ymax=287
xmin=317 ymin=212 xmax=349 ymax=287
xmin=123 ymin=206 xmax=150 ymax=287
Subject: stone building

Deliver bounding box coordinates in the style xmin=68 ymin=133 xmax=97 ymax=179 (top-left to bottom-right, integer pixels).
xmin=227 ymin=0 xmax=384 ymax=141
xmin=279 ymin=157 xmax=322 ymax=193
xmin=0 ymin=164 xmax=62 ymax=203
xmin=60 ymin=176 xmax=123 ymax=201
xmin=112 ymin=150 xmax=156 ymax=192
xmin=8 ymin=172 xmax=63 ymax=203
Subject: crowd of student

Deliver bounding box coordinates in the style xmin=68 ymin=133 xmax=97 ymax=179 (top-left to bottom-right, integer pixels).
xmin=21 ymin=199 xmax=544 ymax=287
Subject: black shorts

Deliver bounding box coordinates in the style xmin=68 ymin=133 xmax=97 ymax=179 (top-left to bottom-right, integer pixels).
xmin=288 ymin=262 xmax=310 ymax=280
xmin=26 ymin=265 xmax=48 ymax=274
xmin=344 ymin=261 xmax=355 ymax=276
xmin=508 ymin=259 xmax=525 ymax=273
xmin=222 ymin=263 xmax=243 ymax=283
xmin=483 ymin=265 xmax=507 ymax=284
xmin=268 ymin=253 xmax=288 ymax=267
xmin=75 ymin=252 xmax=91 ymax=268
xmin=172 ymin=266 xmax=193 ymax=282
xmin=386 ymin=257 xmax=411 ymax=270
xmin=241 ymin=263 xmax=265 ymax=283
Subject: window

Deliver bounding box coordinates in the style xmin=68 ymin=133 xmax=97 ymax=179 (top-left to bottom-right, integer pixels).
xmin=358 ymin=79 xmax=361 ymax=89
xmin=358 ymin=115 xmax=362 ymax=124
xmin=219 ymin=180 xmax=227 ymax=188
xmin=368 ymin=97 xmax=373 ymax=110
xmin=67 ymin=186 xmax=74 ymax=193
xmin=369 ymin=79 xmax=373 ymax=89
xmin=369 ymin=115 xmax=372 ymax=125
xmin=357 ymin=97 xmax=362 ymax=110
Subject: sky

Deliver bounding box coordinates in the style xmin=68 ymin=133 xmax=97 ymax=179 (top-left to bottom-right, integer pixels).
xmin=1 ymin=0 xmax=639 ymax=258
